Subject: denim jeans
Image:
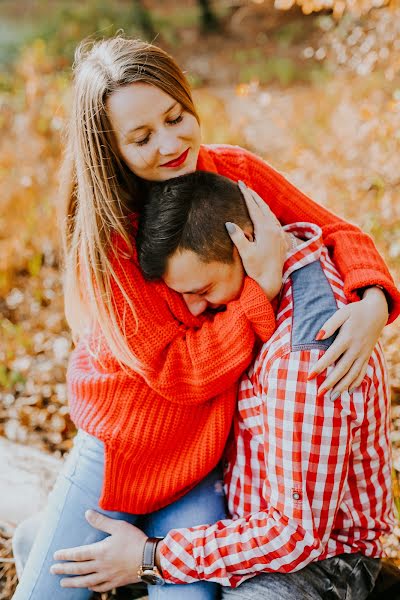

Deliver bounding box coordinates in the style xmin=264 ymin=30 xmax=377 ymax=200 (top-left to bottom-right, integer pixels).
xmin=12 ymin=429 xmax=227 ymax=600
xmin=222 ymin=552 xmax=381 ymax=600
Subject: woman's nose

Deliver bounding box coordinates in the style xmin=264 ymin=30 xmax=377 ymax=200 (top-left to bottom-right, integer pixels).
xmin=183 ymin=294 xmax=208 ymax=317
xmin=157 ymin=130 xmax=181 ymax=156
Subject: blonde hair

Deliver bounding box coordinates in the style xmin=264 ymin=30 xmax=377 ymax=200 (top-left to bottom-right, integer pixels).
xmin=61 ymin=36 xmax=199 ymax=372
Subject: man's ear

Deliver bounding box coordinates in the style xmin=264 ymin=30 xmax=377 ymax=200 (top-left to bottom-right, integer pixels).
xmin=244 ymin=230 xmax=254 ymax=242
xmin=242 ymin=225 xmax=254 ymax=242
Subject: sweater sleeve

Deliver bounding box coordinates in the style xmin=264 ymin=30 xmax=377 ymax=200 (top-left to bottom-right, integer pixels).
xmin=231 ymin=147 xmax=400 ymax=324
xmin=90 ymin=245 xmax=276 ymax=406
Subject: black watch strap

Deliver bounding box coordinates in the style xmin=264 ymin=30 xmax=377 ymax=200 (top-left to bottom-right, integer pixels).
xmin=142 ymin=537 xmax=163 ymax=569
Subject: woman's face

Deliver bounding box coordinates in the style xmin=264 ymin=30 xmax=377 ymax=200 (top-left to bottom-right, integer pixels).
xmin=107 ymin=82 xmax=201 ymax=181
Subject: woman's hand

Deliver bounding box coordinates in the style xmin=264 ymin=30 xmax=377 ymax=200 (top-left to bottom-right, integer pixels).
xmin=225 ymin=181 xmax=287 ymax=301
xmin=50 ymin=510 xmax=147 ymax=593
xmin=310 ymin=287 xmax=388 ymax=400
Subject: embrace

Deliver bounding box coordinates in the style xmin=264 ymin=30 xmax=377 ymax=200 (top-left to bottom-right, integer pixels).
xmin=12 ymin=36 xmax=399 ymax=600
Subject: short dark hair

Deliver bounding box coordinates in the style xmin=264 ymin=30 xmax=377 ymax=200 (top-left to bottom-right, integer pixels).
xmin=137 ymin=171 xmax=251 ymax=280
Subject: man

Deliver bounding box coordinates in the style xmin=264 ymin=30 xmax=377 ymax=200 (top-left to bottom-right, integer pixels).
xmin=135 ymin=171 xmax=393 ymax=598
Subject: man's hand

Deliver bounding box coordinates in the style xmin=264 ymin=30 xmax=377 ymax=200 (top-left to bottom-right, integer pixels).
xmin=50 ymin=510 xmax=147 ymax=593
xmin=225 ymin=181 xmax=287 ymax=301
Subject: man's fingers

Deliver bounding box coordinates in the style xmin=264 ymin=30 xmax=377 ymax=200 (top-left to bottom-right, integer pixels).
xmin=85 ymin=510 xmax=121 ymax=535
xmin=317 ymin=308 xmax=349 ymax=340
xmin=60 ymin=573 xmax=108 ymax=589
xmin=51 ymin=561 xmax=96 ymax=576
xmin=53 ymin=542 xmax=100 ymax=562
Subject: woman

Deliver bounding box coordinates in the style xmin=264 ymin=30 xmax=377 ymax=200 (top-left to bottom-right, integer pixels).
xmin=12 ymin=36 xmax=399 ymax=599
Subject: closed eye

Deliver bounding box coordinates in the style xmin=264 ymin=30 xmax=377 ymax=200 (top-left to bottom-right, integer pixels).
xmin=135 ymin=135 xmax=151 ymax=146
xmin=134 ymin=114 xmax=183 ymax=146
xmin=185 ymin=288 xmax=209 ymax=297
xmin=167 ymin=113 xmax=183 ymax=125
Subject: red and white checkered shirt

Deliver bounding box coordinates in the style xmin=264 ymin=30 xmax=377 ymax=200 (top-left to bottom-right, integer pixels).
xmin=159 ymin=223 xmax=394 ymax=587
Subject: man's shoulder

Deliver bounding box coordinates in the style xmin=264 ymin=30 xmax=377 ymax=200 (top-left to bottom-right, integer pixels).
xmin=253 ymin=258 xmax=341 ymax=377
xmin=289 ymin=259 xmax=339 ymax=352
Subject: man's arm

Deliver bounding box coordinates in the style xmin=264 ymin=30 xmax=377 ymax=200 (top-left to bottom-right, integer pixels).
xmin=157 ymin=349 xmax=363 ymax=588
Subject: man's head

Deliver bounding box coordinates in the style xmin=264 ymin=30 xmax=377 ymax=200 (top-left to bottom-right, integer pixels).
xmin=138 ymin=171 xmax=253 ymax=316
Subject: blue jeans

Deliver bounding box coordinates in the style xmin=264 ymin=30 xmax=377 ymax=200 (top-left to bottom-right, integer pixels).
xmin=12 ymin=430 xmax=226 ymax=599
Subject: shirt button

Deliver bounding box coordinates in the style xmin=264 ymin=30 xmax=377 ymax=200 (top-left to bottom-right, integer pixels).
xmin=293 ymin=492 xmax=301 ymax=500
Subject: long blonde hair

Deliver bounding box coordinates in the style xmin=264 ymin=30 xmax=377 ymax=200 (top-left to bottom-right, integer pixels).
xmin=61 ymin=36 xmax=199 ymax=372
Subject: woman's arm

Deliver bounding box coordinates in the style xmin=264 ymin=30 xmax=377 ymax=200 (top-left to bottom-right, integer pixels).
xmin=240 ymin=147 xmax=400 ymax=322
xmin=211 ymin=144 xmax=398 ymax=396
xmin=88 ymin=243 xmax=276 ymax=406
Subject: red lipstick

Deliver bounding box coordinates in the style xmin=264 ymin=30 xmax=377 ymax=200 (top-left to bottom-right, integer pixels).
xmin=161 ymin=148 xmax=189 ymax=168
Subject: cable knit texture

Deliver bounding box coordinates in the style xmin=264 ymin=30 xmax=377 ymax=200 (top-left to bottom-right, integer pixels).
xmin=67 ymin=144 xmax=400 ymax=514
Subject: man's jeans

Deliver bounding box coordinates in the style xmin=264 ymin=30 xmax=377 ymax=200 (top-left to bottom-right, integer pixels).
xmin=12 ymin=429 xmax=227 ymax=600
xmin=222 ymin=552 xmax=381 ymax=599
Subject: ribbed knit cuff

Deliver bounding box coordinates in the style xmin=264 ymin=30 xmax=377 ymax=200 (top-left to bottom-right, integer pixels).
xmin=239 ymin=277 xmax=276 ymax=341
xmin=343 ymin=271 xmax=400 ymax=325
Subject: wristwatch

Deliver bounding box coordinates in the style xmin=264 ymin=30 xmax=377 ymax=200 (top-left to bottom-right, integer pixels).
xmin=137 ymin=537 xmax=165 ymax=586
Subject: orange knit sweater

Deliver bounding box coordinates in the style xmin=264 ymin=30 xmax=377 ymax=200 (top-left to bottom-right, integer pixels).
xmin=68 ymin=144 xmax=400 ymax=514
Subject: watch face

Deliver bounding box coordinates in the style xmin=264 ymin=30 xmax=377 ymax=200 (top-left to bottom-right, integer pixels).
xmin=140 ymin=569 xmax=165 ymax=586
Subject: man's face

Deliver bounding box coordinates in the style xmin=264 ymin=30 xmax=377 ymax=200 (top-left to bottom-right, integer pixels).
xmin=164 ymin=248 xmax=245 ymax=317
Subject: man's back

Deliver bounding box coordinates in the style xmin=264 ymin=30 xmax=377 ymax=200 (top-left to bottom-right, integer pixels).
xmin=225 ymin=222 xmax=393 ymax=573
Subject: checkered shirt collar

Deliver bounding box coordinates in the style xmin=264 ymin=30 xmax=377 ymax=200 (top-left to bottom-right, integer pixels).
xmin=281 ymin=222 xmax=324 ymax=285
